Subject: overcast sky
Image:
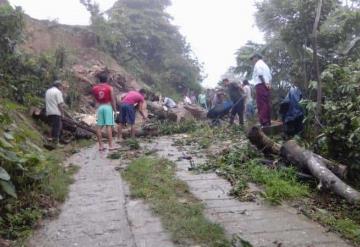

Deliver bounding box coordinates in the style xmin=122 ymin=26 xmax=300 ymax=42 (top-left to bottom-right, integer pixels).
xmin=9 ymin=0 xmax=263 ymax=88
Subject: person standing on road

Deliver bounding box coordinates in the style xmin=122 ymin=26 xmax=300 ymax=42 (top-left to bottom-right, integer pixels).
xmin=92 ymin=74 xmax=117 ymax=151
xmin=45 ymin=80 xmax=66 ymax=148
xmin=250 ymin=54 xmax=272 ymax=127
xmin=223 ymin=79 xmax=245 ymax=126
xmin=117 ymin=89 xmax=147 ymax=140
xmin=242 ymin=80 xmax=254 ymax=121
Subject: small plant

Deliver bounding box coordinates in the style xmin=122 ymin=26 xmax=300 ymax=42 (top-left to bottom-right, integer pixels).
xmin=126 ymin=138 xmax=140 ymax=150
xmin=107 ymin=152 xmax=122 ymax=160
xmin=158 ymin=120 xmax=198 ymax=135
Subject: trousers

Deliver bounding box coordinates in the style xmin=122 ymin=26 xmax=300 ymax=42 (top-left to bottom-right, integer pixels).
xmin=255 ymin=83 xmax=271 ymax=126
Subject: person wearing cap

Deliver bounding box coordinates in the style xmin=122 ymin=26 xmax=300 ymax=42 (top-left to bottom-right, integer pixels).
xmin=92 ymin=74 xmax=117 ymax=151
xmin=45 ymin=80 xmax=65 ymax=147
xmin=250 ymin=53 xmax=272 ymax=127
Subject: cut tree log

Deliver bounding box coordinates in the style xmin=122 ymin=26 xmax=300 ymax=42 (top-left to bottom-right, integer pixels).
xmin=281 ymin=141 xmax=360 ymax=204
xmin=247 ymin=126 xmax=348 ymax=179
xmin=147 ymin=101 xmax=178 ymax=122
xmin=183 ymin=104 xmax=207 ymax=120
xmin=30 ymin=107 xmax=93 ymax=139
xmin=247 ymin=126 xmax=281 ymax=155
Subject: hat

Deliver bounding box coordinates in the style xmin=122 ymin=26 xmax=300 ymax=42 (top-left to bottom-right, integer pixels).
xmin=53 ymin=80 xmax=69 ymax=88
xmin=250 ymin=53 xmax=263 ymax=60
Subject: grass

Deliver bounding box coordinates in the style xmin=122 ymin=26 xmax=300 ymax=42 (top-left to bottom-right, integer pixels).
xmin=126 ymin=138 xmax=140 ymax=150
xmin=197 ymin=144 xmax=309 ymax=204
xmin=122 ymin=156 xmax=232 ymax=247
xmin=312 ymin=208 xmax=360 ymax=244
xmin=246 ymin=160 xmax=309 ymax=204
xmin=0 ymin=100 xmax=84 ymax=242
xmin=158 ymin=120 xmax=198 ymax=135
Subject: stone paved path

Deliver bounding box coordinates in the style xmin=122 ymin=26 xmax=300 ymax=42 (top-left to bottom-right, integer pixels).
xmin=147 ymin=136 xmax=353 ymax=247
xmin=28 ymin=145 xmax=174 ymax=247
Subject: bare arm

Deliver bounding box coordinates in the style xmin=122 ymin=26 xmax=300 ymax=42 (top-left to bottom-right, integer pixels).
xmin=138 ymin=101 xmax=147 ymax=119
xmin=58 ymin=103 xmax=65 ymax=117
xmin=110 ymin=87 xmax=117 ymax=111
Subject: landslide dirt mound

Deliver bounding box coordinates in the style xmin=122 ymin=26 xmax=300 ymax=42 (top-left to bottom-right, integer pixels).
xmin=22 ymin=17 xmax=146 ymax=112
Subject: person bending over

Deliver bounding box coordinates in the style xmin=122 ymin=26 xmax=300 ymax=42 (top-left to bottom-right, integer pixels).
xmin=117 ymin=89 xmax=147 ymax=140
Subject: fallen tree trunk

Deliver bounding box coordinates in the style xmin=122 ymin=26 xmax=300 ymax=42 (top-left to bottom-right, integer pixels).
xmin=247 ymin=126 xmax=281 ymax=155
xmin=30 ymin=107 xmax=93 ymax=139
xmin=183 ymin=104 xmax=207 ymax=120
xmin=147 ymin=101 xmax=178 ymax=122
xmin=281 ymin=141 xmax=360 ymax=204
xmin=247 ymin=126 xmax=348 ymax=179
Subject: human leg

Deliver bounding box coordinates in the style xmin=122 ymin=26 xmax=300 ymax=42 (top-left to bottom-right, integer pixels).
xmin=256 ymin=84 xmax=271 ymax=126
xmin=49 ymin=115 xmax=61 ymax=143
xmin=237 ymin=100 xmax=245 ymax=125
xmin=106 ymin=126 xmax=114 ymax=149
xmin=102 ymin=104 xmax=115 ymax=148
xmin=127 ymin=105 xmax=136 ymax=138
xmin=130 ymin=125 xmax=135 ymax=138
xmin=229 ymin=104 xmax=237 ymax=125
xmin=96 ymin=126 xmax=104 ymax=150
xmin=96 ymin=105 xmax=106 ymax=150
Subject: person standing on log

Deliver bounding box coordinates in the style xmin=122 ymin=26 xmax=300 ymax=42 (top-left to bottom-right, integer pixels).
xmin=223 ymin=79 xmax=245 ymax=126
xmin=92 ymin=74 xmax=117 ymax=151
xmin=117 ymin=89 xmax=147 ymax=140
xmin=45 ymin=80 xmax=66 ymax=148
xmin=250 ymin=54 xmax=272 ymax=127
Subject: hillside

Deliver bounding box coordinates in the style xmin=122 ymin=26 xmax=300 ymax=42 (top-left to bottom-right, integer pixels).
xmin=22 ymin=17 xmax=146 ymax=113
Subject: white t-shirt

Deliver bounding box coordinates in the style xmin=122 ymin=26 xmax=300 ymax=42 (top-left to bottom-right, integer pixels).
xmin=251 ymin=59 xmax=272 ymax=85
xmin=243 ymin=85 xmax=252 ymax=104
xmin=164 ymin=97 xmax=176 ymax=108
xmin=45 ymin=87 xmax=64 ymax=116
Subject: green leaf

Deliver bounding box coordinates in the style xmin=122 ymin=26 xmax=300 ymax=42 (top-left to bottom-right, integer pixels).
xmin=3 ymin=132 xmax=14 ymax=141
xmin=0 ymin=167 xmax=10 ymax=181
xmin=0 ymin=180 xmax=17 ymax=198
xmin=0 ymin=137 xmax=14 ymax=149
xmin=0 ymin=147 xmax=20 ymax=163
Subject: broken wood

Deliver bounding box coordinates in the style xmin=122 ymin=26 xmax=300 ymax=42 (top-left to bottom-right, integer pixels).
xmin=147 ymin=101 xmax=178 ymax=122
xmin=247 ymin=126 xmax=348 ymax=179
xmin=247 ymin=126 xmax=281 ymax=155
xmin=183 ymin=104 xmax=207 ymax=120
xmin=30 ymin=107 xmax=93 ymax=139
xmin=281 ymin=141 xmax=360 ymax=204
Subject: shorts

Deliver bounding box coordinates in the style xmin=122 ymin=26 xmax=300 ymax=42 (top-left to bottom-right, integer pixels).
xmin=96 ymin=104 xmax=115 ymax=126
xmin=120 ymin=104 xmax=136 ymax=125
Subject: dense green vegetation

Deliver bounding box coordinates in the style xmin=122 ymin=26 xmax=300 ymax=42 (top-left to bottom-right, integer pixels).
xmin=230 ymin=0 xmax=360 ymax=171
xmin=81 ymin=0 xmax=203 ymax=97
xmin=0 ymin=3 xmax=85 ymax=242
xmin=123 ymin=156 xmax=232 ymax=247
xmin=0 ymin=101 xmax=80 ymax=242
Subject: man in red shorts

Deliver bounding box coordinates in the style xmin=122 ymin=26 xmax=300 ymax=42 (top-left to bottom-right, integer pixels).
xmin=92 ymin=74 xmax=117 ymax=151
xmin=117 ymin=89 xmax=147 ymax=140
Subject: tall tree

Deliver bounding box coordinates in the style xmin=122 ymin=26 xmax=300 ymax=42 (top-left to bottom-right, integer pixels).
xmin=312 ymin=0 xmax=323 ymax=130
xmin=81 ymin=0 xmax=202 ymax=96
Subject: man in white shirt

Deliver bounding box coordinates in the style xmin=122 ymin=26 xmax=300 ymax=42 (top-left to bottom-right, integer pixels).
xmin=45 ymin=80 xmax=65 ymax=146
xmin=251 ymin=54 xmax=272 ymax=127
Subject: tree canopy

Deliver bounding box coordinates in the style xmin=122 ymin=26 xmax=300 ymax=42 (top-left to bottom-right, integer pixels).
xmin=232 ymin=0 xmax=360 ymax=169
xmin=81 ymin=0 xmax=202 ymax=97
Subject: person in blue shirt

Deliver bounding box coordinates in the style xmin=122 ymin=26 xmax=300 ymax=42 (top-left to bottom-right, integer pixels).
xmin=279 ymin=86 xmax=304 ymax=137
